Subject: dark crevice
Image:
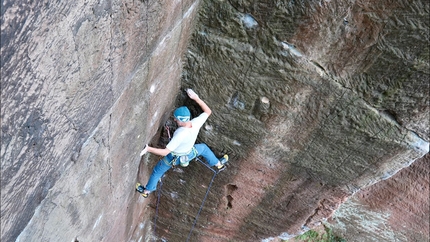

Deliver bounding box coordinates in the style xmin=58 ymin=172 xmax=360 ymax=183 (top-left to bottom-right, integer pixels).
xmin=226 ymin=184 xmax=238 ymax=209
xmin=227 ymin=184 xmax=238 ymax=193
xmin=380 ymin=109 xmax=402 ymax=125
xmin=227 ymin=195 xmax=233 ymax=209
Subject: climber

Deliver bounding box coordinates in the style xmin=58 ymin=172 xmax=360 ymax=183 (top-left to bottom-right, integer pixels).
xmin=136 ymin=88 xmax=228 ymax=198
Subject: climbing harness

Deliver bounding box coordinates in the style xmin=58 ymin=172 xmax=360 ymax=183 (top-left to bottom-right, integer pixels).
xmin=173 ymin=147 xmax=198 ymax=167
xmin=152 ymin=156 xmax=222 ymax=241
xmin=160 ymin=147 xmax=199 ymax=168
xmin=161 ymin=147 xmax=198 ymax=167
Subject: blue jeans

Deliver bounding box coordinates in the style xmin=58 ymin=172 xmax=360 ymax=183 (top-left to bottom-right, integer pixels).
xmin=145 ymin=143 xmax=220 ymax=191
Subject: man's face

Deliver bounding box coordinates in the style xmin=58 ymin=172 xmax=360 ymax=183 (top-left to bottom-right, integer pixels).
xmin=175 ymin=118 xmax=185 ymax=127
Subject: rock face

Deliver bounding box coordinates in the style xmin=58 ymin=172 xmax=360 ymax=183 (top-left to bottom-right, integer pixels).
xmin=161 ymin=0 xmax=429 ymax=241
xmin=1 ymin=0 xmax=428 ymax=242
xmin=330 ymin=153 xmax=429 ymax=242
xmin=1 ymin=0 xmax=200 ymax=241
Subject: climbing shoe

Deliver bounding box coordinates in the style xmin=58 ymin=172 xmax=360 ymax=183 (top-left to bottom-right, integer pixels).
xmin=136 ymin=183 xmax=149 ymax=198
xmin=216 ymin=154 xmax=229 ymax=171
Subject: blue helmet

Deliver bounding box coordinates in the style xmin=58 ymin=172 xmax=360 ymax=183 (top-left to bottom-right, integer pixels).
xmin=174 ymin=106 xmax=191 ymax=122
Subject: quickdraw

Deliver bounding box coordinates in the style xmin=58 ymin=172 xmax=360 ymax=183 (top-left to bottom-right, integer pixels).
xmin=165 ymin=125 xmax=171 ymax=140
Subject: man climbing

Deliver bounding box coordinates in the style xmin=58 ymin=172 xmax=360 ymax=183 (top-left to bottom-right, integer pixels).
xmin=136 ymin=88 xmax=228 ymax=198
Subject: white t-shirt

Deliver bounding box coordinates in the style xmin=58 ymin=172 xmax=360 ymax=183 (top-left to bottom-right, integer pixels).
xmin=166 ymin=112 xmax=209 ymax=154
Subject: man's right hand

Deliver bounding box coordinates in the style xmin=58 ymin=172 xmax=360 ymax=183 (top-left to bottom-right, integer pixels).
xmin=186 ymin=88 xmax=199 ymax=100
xmin=187 ymin=88 xmax=212 ymax=115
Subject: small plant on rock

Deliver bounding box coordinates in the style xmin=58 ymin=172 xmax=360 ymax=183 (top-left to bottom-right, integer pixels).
xmin=289 ymin=225 xmax=346 ymax=242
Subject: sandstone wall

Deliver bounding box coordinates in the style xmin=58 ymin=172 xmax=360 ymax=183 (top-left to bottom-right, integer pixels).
xmin=330 ymin=153 xmax=429 ymax=242
xmin=1 ymin=0 xmax=200 ymax=241
xmin=1 ymin=0 xmax=429 ymax=241
xmin=151 ymin=0 xmax=428 ymax=241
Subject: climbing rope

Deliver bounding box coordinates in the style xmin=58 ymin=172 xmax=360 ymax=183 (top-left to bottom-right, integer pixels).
xmin=150 ymin=156 xmax=220 ymax=241
xmin=151 ymin=125 xmax=171 ymax=241
xmin=186 ymin=157 xmax=218 ymax=242
xmin=153 ymin=177 xmax=163 ymax=240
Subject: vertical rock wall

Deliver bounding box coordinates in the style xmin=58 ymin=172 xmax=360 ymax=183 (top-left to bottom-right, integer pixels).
xmin=1 ymin=0 xmax=428 ymax=241
xmin=1 ymin=0 xmax=200 ymax=241
xmin=153 ymin=0 xmax=428 ymax=241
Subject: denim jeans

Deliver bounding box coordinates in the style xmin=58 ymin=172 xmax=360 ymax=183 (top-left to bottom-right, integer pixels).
xmin=145 ymin=143 xmax=220 ymax=191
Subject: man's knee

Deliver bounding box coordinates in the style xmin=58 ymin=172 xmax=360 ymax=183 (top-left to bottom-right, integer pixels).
xmin=196 ymin=143 xmax=209 ymax=149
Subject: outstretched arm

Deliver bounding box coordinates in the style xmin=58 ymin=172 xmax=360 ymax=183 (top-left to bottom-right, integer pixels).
xmin=187 ymin=89 xmax=212 ymax=116
xmin=140 ymin=144 xmax=171 ymax=157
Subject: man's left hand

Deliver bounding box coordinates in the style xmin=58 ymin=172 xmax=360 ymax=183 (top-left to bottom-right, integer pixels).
xmin=140 ymin=144 xmax=148 ymax=156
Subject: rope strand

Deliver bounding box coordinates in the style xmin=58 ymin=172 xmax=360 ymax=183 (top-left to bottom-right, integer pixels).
xmin=153 ymin=177 xmax=163 ymax=241
xmin=152 ymin=157 xmax=220 ymax=241
xmin=186 ymin=157 xmax=218 ymax=242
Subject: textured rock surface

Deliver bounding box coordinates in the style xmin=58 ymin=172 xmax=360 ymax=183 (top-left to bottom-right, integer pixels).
xmin=1 ymin=0 xmax=429 ymax=242
xmin=153 ymin=0 xmax=428 ymax=241
xmin=330 ymin=153 xmax=429 ymax=242
xmin=1 ymin=0 xmax=200 ymax=241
